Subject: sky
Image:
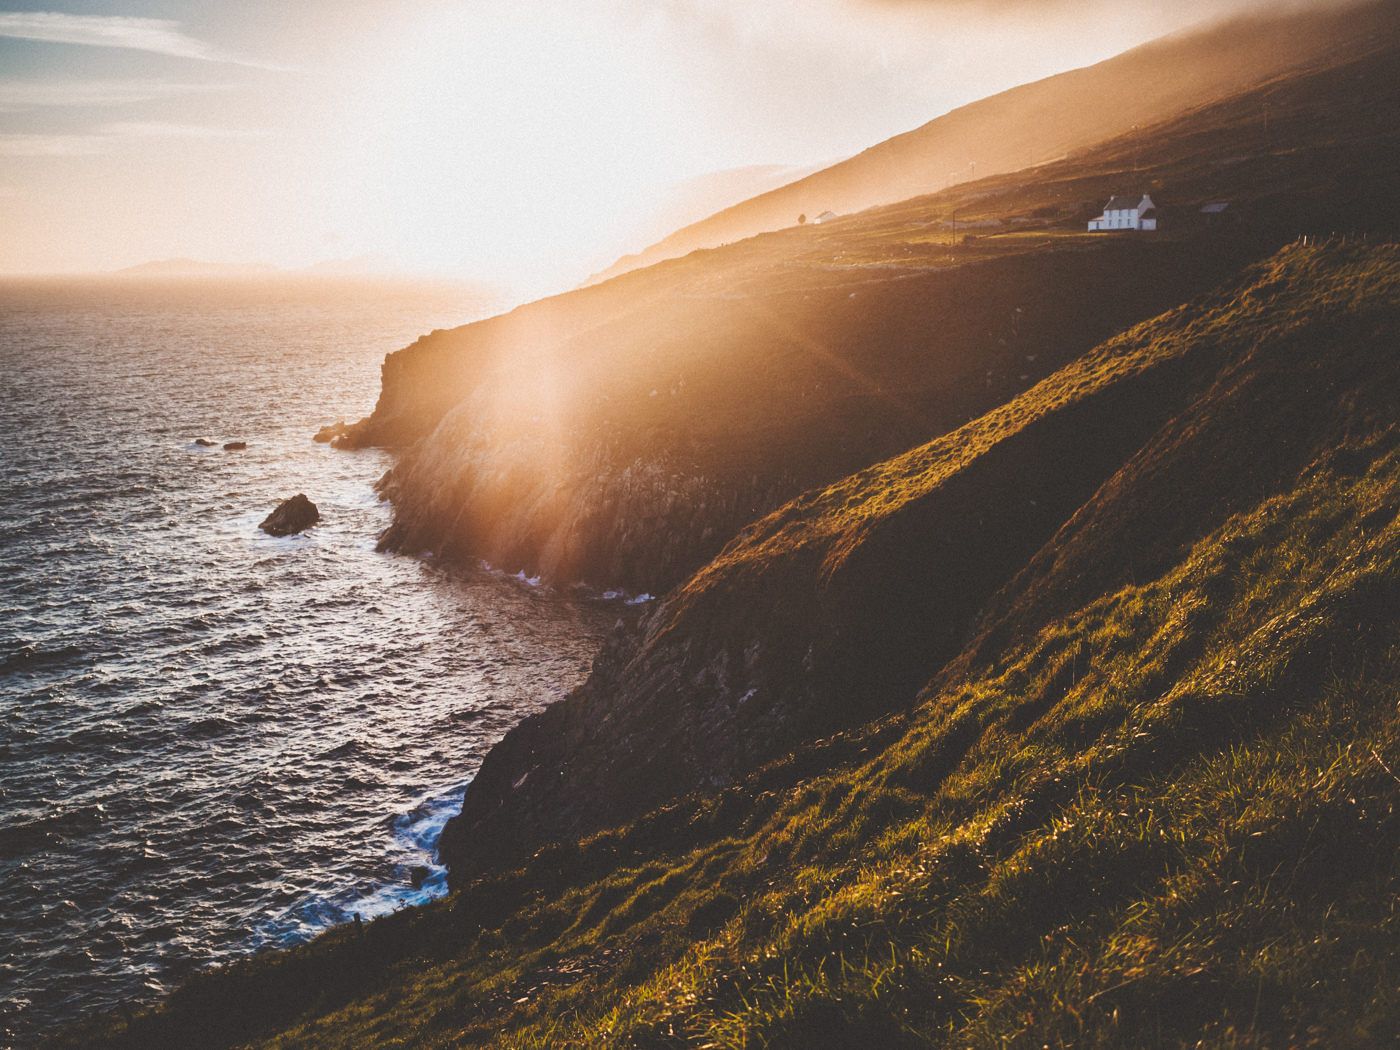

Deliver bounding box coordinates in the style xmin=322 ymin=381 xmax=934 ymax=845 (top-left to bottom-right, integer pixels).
xmin=0 ymin=0 xmax=1287 ymax=293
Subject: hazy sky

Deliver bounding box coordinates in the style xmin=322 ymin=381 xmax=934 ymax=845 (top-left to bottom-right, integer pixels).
xmin=0 ymin=0 xmax=1284 ymax=291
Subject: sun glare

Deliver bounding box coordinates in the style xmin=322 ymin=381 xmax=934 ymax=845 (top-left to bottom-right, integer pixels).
xmin=328 ymin=4 xmax=690 ymax=292
xmin=0 ymin=0 xmax=1290 ymax=288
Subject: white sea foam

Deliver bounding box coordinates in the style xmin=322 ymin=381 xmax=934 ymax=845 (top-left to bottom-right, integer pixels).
xmin=255 ymin=787 xmax=463 ymax=947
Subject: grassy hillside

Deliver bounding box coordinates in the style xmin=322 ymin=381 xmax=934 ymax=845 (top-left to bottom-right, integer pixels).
xmin=344 ymin=34 xmax=1400 ymax=598
xmin=590 ymin=0 xmax=1400 ymax=281
xmin=64 ymin=241 xmax=1400 ymax=1049
xmin=442 ymin=239 xmax=1400 ymax=875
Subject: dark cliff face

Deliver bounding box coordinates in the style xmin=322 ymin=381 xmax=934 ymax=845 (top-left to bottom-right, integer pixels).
xmin=439 ymin=243 xmax=1400 ymax=882
xmin=368 ymin=242 xmax=1252 ymax=595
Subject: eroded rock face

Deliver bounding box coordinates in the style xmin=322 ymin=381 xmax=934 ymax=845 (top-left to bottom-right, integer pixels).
xmin=259 ymin=494 xmax=319 ymax=536
xmin=377 ymin=429 xmax=798 ymax=595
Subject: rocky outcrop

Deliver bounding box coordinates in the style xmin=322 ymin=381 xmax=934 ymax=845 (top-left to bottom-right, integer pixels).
xmin=439 ymin=243 xmax=1400 ymax=881
xmin=313 ymin=421 xmax=350 ymax=444
xmin=223 ymin=441 xmax=247 ymax=452
xmin=259 ymin=494 xmax=319 ymax=536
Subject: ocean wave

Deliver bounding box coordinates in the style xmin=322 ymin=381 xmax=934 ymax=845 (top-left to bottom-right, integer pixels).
xmin=0 ymin=640 xmax=88 ymax=676
xmin=0 ymin=282 xmax=602 ymax=1044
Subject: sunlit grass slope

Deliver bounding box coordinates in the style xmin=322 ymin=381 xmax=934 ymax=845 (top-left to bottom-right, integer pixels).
xmin=65 ymin=241 xmax=1400 ymax=1048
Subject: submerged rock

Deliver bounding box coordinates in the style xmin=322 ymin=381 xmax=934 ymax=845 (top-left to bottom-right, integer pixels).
xmin=223 ymin=441 xmax=247 ymax=451
xmin=259 ymin=494 xmax=319 ymax=536
xmin=193 ymin=438 xmax=216 ymax=447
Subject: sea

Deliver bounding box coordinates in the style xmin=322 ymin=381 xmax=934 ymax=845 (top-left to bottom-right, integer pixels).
xmin=0 ymin=277 xmax=614 ymax=1047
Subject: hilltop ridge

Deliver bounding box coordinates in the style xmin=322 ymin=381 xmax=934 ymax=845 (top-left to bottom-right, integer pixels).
xmin=589 ymin=0 xmax=1400 ymax=282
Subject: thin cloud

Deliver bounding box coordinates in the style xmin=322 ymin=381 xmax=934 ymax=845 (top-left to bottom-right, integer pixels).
xmin=0 ymin=78 xmax=234 ymax=112
xmin=0 ymin=122 xmax=265 ymax=156
xmin=0 ymin=12 xmax=284 ymax=69
xmin=0 ymin=132 xmax=103 ymax=156
xmin=98 ymin=121 xmax=266 ymax=139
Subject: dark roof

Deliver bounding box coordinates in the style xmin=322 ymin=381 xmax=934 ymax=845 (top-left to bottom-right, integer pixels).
xmin=1200 ymin=202 xmax=1231 ymax=214
xmin=1105 ymin=195 xmax=1145 ymax=211
xmin=1139 ymin=208 xmax=1158 ymax=218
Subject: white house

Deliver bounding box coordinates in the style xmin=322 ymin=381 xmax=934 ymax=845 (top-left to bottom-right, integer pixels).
xmin=1088 ymin=194 xmax=1157 ymax=232
xmin=813 ymin=210 xmax=838 ymax=224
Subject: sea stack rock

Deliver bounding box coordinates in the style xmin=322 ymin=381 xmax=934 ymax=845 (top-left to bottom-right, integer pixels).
xmin=259 ymin=494 xmax=319 ymax=536
xmin=223 ymin=441 xmax=247 ymax=451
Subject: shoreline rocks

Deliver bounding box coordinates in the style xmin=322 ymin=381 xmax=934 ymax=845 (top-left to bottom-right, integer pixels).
xmin=223 ymin=441 xmax=247 ymax=452
xmin=259 ymin=494 xmax=319 ymax=536
xmin=313 ymin=420 xmax=350 ymax=444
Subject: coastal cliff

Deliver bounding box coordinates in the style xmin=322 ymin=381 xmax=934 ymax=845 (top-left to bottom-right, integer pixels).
xmin=439 ymin=240 xmax=1400 ymax=880
xmin=362 ymin=243 xmax=1248 ymax=594
xmin=343 ymin=29 xmax=1400 ymax=596
xmin=51 ymin=19 xmax=1400 ymax=1047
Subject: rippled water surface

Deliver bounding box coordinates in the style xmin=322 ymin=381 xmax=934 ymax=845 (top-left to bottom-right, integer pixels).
xmin=0 ymin=278 xmax=613 ymax=1046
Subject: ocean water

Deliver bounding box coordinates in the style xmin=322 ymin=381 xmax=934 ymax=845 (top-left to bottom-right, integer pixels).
xmin=0 ymin=278 xmax=613 ymax=1047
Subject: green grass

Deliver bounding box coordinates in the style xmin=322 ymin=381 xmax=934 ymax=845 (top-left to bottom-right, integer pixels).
xmin=61 ymin=242 xmax=1400 ymax=1049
